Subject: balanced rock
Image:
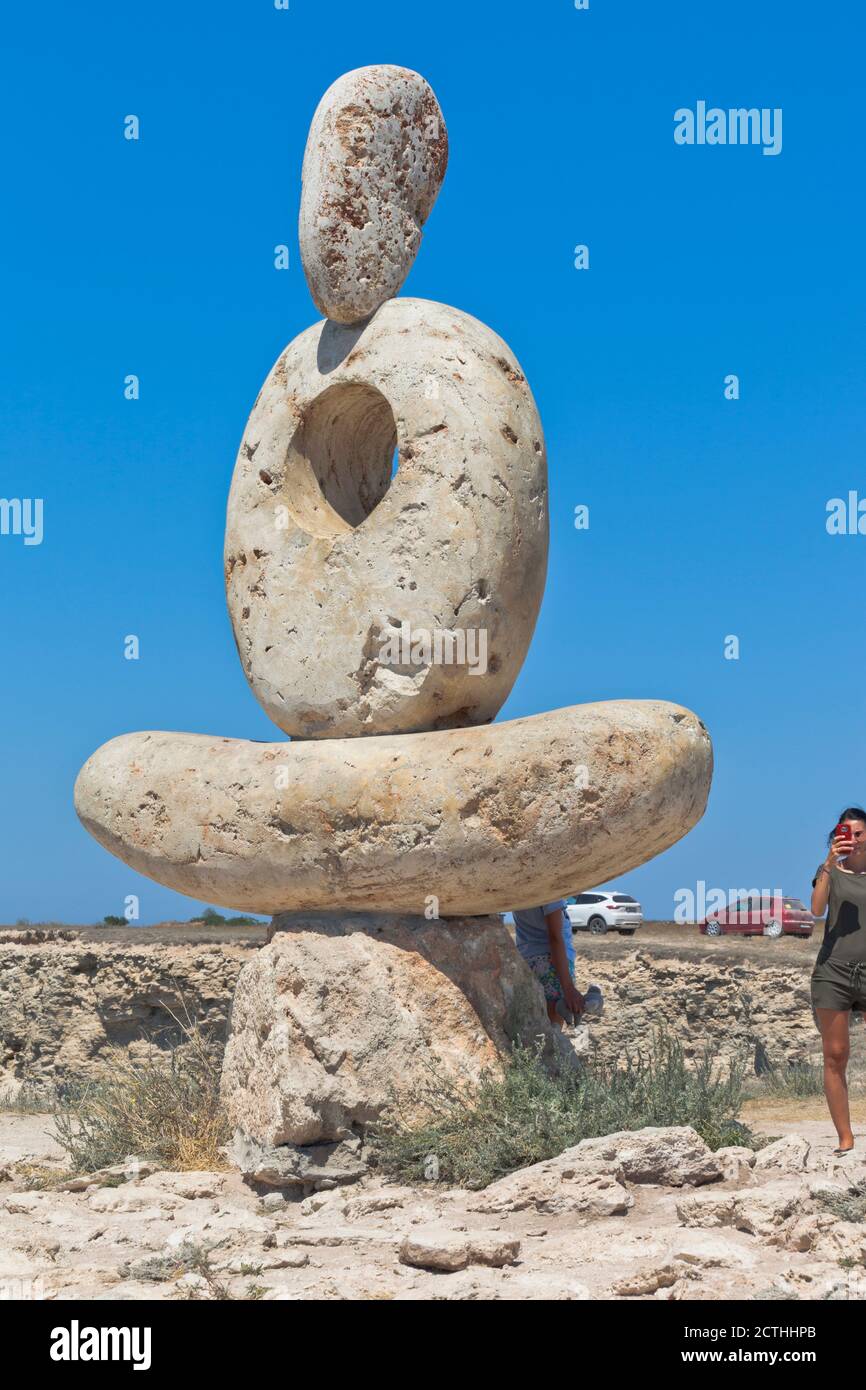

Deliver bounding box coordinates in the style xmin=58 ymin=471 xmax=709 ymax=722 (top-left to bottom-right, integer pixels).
xmin=73 ymin=700 xmax=712 ymax=916
xmin=225 ymin=297 xmax=547 ymax=739
xmin=219 ymin=914 xmax=551 ymax=1155
xmin=299 ymin=65 xmax=448 ymax=323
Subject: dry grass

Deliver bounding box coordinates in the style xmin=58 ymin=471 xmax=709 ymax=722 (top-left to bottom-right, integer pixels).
xmin=51 ymin=1009 xmax=229 ymax=1175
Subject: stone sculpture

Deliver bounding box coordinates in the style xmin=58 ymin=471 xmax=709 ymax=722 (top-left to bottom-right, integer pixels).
xmin=74 ymin=65 xmax=713 ymax=1187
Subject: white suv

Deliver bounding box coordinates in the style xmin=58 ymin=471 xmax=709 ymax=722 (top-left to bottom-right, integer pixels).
xmin=567 ymin=892 xmax=643 ymax=936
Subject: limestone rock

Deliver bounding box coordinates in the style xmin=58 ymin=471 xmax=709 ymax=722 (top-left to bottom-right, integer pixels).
xmin=609 ymin=1261 xmax=696 ymax=1297
xmin=398 ymin=1231 xmax=470 ymax=1272
xmin=808 ymin=1220 xmax=866 ymax=1264
xmin=299 ymin=66 xmax=448 ymax=324
xmin=667 ymin=1231 xmax=760 ymax=1268
xmin=219 ymin=915 xmax=550 ymax=1156
xmin=753 ymin=1134 xmax=810 ymax=1174
xmin=569 ymin=1126 xmax=723 ymax=1187
xmin=470 ymin=1161 xmax=634 ymax=1218
xmin=398 ymin=1228 xmax=520 ymax=1272
xmin=470 ymin=1126 xmax=722 ymax=1217
xmin=676 ymin=1180 xmax=805 ymax=1240
xmin=227 ymin=1132 xmax=367 ymax=1192
xmin=0 ymin=931 xmax=253 ymax=1090
xmin=225 ymin=297 xmax=547 ymax=739
xmin=73 ymin=700 xmax=712 ymax=916
xmin=714 ymin=1145 xmax=757 ymax=1183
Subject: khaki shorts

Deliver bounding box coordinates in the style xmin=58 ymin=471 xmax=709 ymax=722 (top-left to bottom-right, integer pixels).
xmin=811 ymin=958 xmax=866 ymax=1012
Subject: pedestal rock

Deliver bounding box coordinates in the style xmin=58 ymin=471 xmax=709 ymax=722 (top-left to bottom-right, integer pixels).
xmin=219 ymin=913 xmax=560 ymax=1186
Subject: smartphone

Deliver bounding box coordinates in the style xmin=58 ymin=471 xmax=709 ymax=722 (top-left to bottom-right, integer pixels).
xmin=834 ymin=823 xmax=853 ymax=844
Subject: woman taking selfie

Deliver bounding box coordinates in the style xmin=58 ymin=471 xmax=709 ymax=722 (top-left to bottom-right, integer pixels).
xmin=811 ymin=807 xmax=866 ymax=1155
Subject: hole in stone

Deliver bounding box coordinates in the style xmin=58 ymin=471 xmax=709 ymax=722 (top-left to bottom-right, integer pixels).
xmin=284 ymin=382 xmax=398 ymax=538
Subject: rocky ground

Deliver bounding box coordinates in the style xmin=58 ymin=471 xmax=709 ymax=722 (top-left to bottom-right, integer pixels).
xmin=4 ymin=919 xmax=863 ymax=1302
xmin=3 ymin=1105 xmax=866 ymax=1302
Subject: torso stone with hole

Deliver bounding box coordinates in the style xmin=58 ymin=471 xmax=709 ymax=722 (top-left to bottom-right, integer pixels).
xmin=225 ymin=297 xmax=548 ymax=738
xmin=299 ymin=65 xmax=448 ymax=324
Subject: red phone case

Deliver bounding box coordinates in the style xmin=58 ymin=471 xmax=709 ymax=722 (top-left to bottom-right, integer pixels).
xmin=834 ymin=823 xmax=853 ymax=842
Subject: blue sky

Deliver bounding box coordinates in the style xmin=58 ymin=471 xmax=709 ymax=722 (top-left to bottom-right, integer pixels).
xmin=2 ymin=0 xmax=864 ymax=924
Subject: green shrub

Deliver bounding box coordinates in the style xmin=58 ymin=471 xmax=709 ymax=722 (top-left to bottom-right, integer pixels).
xmin=758 ymin=1060 xmax=826 ymax=1099
xmin=370 ymin=1025 xmax=754 ymax=1190
xmin=188 ymin=908 xmax=262 ymax=927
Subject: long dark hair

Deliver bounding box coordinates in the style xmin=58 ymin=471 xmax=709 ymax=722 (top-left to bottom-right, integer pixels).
xmin=828 ymin=806 xmax=866 ymax=845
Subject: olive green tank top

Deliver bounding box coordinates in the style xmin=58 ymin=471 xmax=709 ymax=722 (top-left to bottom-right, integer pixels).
xmin=814 ymin=862 xmax=866 ymax=965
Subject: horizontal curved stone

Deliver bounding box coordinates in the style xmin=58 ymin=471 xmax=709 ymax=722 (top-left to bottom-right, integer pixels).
xmin=73 ymin=701 xmax=712 ymax=916
xmin=299 ymin=65 xmax=448 ymax=323
xmin=225 ymin=297 xmax=547 ymax=739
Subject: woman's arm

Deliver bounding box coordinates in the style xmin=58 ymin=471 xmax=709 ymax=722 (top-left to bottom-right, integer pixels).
xmin=811 ymin=863 xmax=832 ymax=917
xmin=812 ymin=836 xmax=847 ymax=915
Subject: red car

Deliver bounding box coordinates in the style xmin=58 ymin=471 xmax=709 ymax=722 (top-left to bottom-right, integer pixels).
xmin=701 ymin=895 xmax=815 ymax=939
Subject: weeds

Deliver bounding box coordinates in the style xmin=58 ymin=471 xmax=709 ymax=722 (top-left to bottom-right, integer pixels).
xmin=758 ymin=1060 xmax=826 ymax=1100
xmin=0 ymin=1082 xmax=54 ymax=1114
xmin=51 ymin=1007 xmax=229 ymax=1174
xmin=370 ymin=1025 xmax=754 ymax=1189
xmin=814 ymin=1182 xmax=866 ymax=1224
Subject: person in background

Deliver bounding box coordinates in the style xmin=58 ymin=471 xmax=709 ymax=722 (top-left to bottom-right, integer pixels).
xmin=810 ymin=806 xmax=866 ymax=1156
xmin=513 ymin=900 xmax=584 ymax=1027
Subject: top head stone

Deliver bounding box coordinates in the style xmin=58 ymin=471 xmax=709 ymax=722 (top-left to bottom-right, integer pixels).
xmin=299 ymin=65 xmax=448 ymax=325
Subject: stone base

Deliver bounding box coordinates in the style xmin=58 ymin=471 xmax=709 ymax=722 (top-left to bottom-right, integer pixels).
xmin=226 ymin=1132 xmax=367 ymax=1193
xmin=220 ymin=912 xmax=564 ymax=1187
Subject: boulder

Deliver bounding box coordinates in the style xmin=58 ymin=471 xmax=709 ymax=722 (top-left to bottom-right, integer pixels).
xmin=226 ymin=1133 xmax=367 ymax=1192
xmin=220 ymin=915 xmax=552 ymax=1172
xmin=470 ymin=1163 xmax=633 ymax=1218
xmin=398 ymin=1228 xmax=520 ymax=1272
xmin=74 ymin=700 xmax=712 ymax=916
xmin=568 ymin=1126 xmax=724 ymax=1187
xmin=752 ymin=1134 xmax=810 ymax=1174
xmin=676 ymin=1179 xmax=805 ymax=1240
xmin=225 ymin=297 xmax=547 ymax=739
xmin=299 ymin=66 xmax=448 ymax=324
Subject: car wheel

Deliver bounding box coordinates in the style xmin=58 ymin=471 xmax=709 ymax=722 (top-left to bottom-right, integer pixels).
xmin=764 ymin=918 xmax=783 ymax=939
xmin=705 ymin=921 xmax=722 ymax=936
xmin=618 ymin=929 xmax=636 ymax=936
xmin=588 ymin=915 xmax=608 ymax=935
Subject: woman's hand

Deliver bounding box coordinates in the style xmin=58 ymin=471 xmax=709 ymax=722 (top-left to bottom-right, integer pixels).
xmin=828 ymin=835 xmax=851 ymax=867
